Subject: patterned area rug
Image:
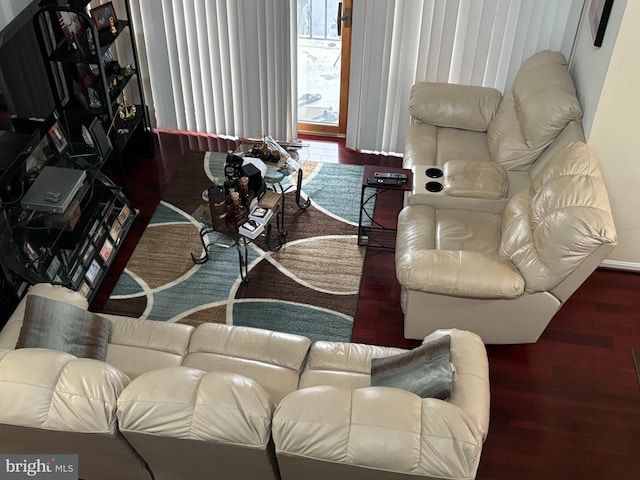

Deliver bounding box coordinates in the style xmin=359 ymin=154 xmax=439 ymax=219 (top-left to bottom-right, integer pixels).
xmin=100 ymin=151 xmax=373 ymax=342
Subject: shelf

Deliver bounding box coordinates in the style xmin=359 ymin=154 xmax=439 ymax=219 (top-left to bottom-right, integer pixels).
xmin=49 ymin=20 xmax=130 ymax=64
xmin=114 ymin=104 xmax=145 ymax=150
xmin=107 ymin=71 xmax=136 ymax=102
xmin=0 ymin=1 xmax=144 ymax=307
xmin=96 ymin=20 xmax=130 ymax=52
xmin=3 ymin=167 xmax=136 ymax=300
xmin=37 ymin=2 xmax=152 ymax=164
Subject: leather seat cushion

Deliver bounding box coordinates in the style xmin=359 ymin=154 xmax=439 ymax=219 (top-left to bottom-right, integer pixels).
xmin=118 ymin=367 xmax=273 ymax=446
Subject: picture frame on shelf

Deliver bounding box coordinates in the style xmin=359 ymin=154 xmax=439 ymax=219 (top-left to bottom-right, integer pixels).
xmin=76 ymin=63 xmax=94 ymax=88
xmin=71 ymin=264 xmax=84 ymax=289
xmin=82 ymin=244 xmax=96 ymax=267
xmin=99 ymin=237 xmax=114 ymax=264
xmin=79 ymin=281 xmax=91 ymax=298
xmin=85 ymin=258 xmax=102 ymax=286
xmin=116 ymin=204 xmax=131 ymax=227
xmin=47 ymin=122 xmax=69 ymax=155
xmin=88 ymin=218 xmax=101 ymax=238
xmin=93 ymin=225 xmax=107 ymax=247
xmin=46 ymin=256 xmax=62 ymax=281
xmin=21 ymin=240 xmax=40 ymax=268
xmin=56 ymin=11 xmax=84 ymax=47
xmin=109 ymin=219 xmax=123 ymax=245
xmin=90 ymin=2 xmax=117 ymax=31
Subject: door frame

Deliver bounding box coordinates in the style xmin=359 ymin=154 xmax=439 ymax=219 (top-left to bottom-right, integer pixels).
xmin=297 ymin=0 xmax=352 ymax=137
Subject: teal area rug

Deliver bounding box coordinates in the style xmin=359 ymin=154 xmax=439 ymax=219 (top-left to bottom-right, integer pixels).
xmin=100 ymin=151 xmax=374 ymax=342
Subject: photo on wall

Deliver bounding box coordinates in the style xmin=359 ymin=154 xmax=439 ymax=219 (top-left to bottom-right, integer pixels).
xmin=589 ymin=0 xmax=614 ymax=47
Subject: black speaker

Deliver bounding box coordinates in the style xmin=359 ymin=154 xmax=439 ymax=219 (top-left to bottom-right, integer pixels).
xmin=241 ymin=163 xmax=264 ymax=194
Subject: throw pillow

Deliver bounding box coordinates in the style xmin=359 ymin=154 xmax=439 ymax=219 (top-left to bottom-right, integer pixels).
xmin=370 ymin=335 xmax=453 ymax=399
xmin=15 ymin=295 xmax=112 ymax=361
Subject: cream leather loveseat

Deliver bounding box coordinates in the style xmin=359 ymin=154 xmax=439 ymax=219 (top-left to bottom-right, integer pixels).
xmin=395 ymin=50 xmax=617 ymax=344
xmin=0 ymin=283 xmax=490 ymax=480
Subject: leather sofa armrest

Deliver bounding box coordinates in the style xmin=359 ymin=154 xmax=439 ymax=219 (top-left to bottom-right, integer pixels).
xmin=443 ymin=160 xmax=509 ymax=199
xmin=410 ymin=82 xmax=502 ymax=132
xmin=0 ymin=283 xmax=89 ymax=350
xmin=396 ymin=250 xmax=525 ymax=298
xmin=273 ymin=386 xmax=483 ymax=479
xmin=0 ymin=348 xmax=129 ymax=433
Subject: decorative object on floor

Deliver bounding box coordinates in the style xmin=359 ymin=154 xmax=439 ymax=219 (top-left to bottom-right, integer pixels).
xmin=100 ymin=151 xmax=373 ymax=342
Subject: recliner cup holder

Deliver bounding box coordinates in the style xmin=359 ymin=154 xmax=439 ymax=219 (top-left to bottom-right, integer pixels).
xmin=426 ymin=168 xmax=443 ymax=178
xmin=425 ymin=181 xmax=444 ymax=192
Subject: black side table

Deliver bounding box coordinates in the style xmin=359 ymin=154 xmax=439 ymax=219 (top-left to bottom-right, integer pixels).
xmin=358 ymin=165 xmax=413 ymax=249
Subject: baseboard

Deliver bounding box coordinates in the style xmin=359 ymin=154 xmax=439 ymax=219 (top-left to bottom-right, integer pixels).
xmin=601 ymin=259 xmax=640 ymax=272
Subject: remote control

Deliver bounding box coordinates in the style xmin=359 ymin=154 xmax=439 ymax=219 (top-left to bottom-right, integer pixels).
xmin=374 ymin=171 xmax=408 ymax=180
xmin=367 ymin=177 xmax=403 ymax=186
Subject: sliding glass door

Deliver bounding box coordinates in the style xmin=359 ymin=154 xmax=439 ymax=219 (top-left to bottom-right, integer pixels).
xmin=297 ymin=0 xmax=352 ymax=136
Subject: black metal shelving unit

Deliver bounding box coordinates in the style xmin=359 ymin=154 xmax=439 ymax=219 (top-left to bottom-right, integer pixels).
xmin=2 ymin=169 xmax=136 ymax=303
xmin=0 ymin=1 xmax=147 ymax=308
xmin=33 ymin=0 xmax=153 ymax=180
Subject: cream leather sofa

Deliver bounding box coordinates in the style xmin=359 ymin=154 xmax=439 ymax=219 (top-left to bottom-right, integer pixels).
xmin=403 ymin=50 xmax=585 ymax=212
xmin=0 ymin=283 xmax=490 ymax=480
xmin=395 ymin=141 xmax=617 ymax=344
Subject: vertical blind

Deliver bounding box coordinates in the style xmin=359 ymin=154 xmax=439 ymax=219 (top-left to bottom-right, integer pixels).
xmin=114 ymin=0 xmax=584 ymax=150
xmin=125 ymin=0 xmax=297 ymax=141
xmin=346 ymin=0 xmax=585 ymax=154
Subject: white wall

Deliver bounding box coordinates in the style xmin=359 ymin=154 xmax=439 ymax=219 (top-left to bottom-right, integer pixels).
xmin=571 ymin=0 xmax=627 ymax=139
xmin=571 ymin=0 xmax=640 ymax=269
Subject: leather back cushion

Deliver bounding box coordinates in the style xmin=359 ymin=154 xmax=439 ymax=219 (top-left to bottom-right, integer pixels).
xmin=182 ymin=323 xmax=312 ymax=404
xmin=488 ymin=51 xmax=582 ymax=170
xmin=101 ymin=314 xmax=194 ymax=379
xmin=487 ymin=93 xmax=542 ymax=170
xmin=0 ymin=348 xmax=129 ymax=432
xmin=409 ymin=82 xmax=502 ymax=131
xmin=500 ymin=142 xmax=617 ymax=292
xmin=512 ymin=51 xmax=582 ymax=149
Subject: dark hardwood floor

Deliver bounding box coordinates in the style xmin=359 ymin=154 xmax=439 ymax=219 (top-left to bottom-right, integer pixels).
xmin=95 ymin=131 xmax=640 ymax=479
